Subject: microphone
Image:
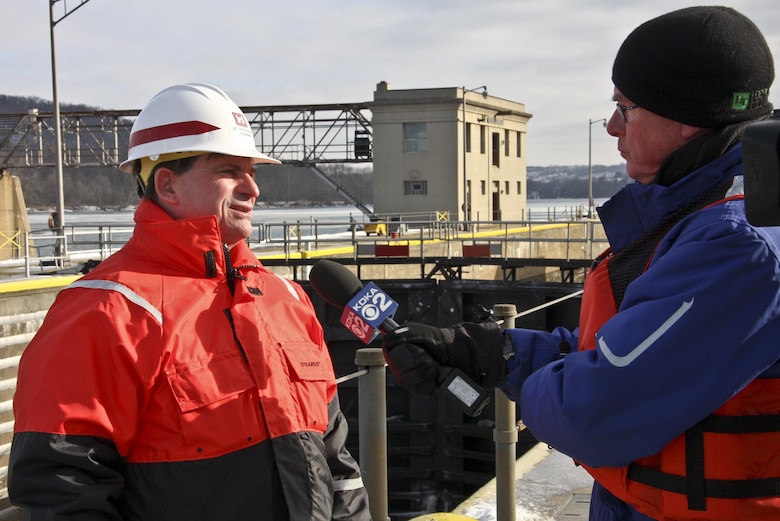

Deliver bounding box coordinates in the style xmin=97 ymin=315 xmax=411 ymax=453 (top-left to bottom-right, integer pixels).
xmin=309 ymin=259 xmax=491 ymax=416
xmin=309 ymin=259 xmax=404 ymax=343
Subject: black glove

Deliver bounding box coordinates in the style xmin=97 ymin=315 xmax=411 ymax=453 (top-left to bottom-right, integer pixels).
xmin=382 ymin=321 xmax=508 ymax=396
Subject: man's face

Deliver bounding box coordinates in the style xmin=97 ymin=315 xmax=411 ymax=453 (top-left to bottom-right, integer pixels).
xmin=163 ymin=154 xmax=260 ymax=246
xmin=606 ymin=88 xmax=701 ymax=184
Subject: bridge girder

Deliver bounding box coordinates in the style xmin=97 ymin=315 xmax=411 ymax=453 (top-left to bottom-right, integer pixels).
xmin=0 ymin=103 xmax=374 ymax=169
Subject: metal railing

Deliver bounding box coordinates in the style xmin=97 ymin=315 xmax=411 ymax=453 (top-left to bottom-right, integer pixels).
xmin=1 ymin=218 xmax=606 ymax=279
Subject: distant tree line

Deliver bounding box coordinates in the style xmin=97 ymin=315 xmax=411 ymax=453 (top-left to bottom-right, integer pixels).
xmin=11 ymin=162 xmax=631 ymax=210
xmin=4 ymin=93 xmax=630 ymax=207
xmin=529 ymin=175 xmax=630 ymax=199
xmin=527 ymin=164 xmax=630 ymax=200
xmin=11 ymin=163 xmax=373 ymax=210
xmin=0 ymin=94 xmax=95 ymax=114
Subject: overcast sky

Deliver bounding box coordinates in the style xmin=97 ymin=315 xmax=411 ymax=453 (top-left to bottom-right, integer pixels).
xmin=4 ymin=0 xmax=779 ymax=167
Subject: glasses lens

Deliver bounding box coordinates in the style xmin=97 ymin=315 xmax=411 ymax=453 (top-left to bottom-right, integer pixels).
xmin=616 ymin=102 xmax=627 ymax=122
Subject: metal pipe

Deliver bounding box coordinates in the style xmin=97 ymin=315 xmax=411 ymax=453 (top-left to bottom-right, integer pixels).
xmin=49 ymin=1 xmax=67 ymax=257
xmin=355 ymin=348 xmax=390 ymax=521
xmin=493 ymin=303 xmax=518 ymax=521
xmin=588 ymin=118 xmax=607 ymax=218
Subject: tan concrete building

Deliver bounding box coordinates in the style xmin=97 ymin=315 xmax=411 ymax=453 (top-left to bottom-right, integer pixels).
xmin=370 ymin=82 xmax=532 ymax=222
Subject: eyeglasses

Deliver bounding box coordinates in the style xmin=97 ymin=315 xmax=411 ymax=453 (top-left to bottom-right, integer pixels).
xmin=615 ymin=102 xmax=639 ymax=122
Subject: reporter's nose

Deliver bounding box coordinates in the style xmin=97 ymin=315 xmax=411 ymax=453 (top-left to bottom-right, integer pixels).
xmin=606 ymin=110 xmax=623 ymax=137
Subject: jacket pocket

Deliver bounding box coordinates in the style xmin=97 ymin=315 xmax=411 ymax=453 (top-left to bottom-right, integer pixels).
xmin=281 ymin=341 xmax=332 ymax=382
xmin=279 ymin=341 xmax=332 ymax=432
xmin=167 ymin=352 xmax=255 ymax=412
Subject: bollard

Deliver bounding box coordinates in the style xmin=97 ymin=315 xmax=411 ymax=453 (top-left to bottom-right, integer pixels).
xmin=355 ymin=348 xmax=390 ymax=521
xmin=493 ymin=304 xmax=518 ymax=521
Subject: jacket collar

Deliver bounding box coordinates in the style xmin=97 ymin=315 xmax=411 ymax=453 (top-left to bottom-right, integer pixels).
xmin=596 ymin=143 xmax=744 ymax=253
xmin=129 ymin=199 xmax=258 ymax=278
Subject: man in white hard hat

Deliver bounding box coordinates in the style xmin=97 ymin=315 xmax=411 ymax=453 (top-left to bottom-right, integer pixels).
xmin=8 ymin=83 xmax=372 ymax=521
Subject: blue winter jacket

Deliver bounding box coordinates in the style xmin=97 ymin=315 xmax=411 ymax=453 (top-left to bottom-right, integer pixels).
xmin=499 ymin=143 xmax=780 ymax=520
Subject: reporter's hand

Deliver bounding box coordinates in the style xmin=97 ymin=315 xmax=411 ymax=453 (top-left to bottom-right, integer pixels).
xmin=382 ymin=322 xmax=508 ymax=395
xmin=380 ymin=337 xmax=441 ymax=395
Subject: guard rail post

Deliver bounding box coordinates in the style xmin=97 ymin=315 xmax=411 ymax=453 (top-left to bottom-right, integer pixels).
xmin=23 ymin=232 xmax=30 ymax=278
xmin=494 ymin=304 xmax=518 ymax=521
xmin=355 ymin=347 xmax=390 ymax=521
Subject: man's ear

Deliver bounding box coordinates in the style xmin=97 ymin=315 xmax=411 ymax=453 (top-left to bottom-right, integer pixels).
xmin=153 ymin=167 xmax=179 ymax=205
xmin=680 ymin=123 xmax=712 ymax=141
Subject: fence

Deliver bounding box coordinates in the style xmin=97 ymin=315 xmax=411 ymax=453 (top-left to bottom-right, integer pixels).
xmin=1 ymin=218 xmax=607 ymax=280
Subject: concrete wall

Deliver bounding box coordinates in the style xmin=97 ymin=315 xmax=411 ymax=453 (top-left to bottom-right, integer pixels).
xmin=0 ymin=282 xmax=68 ymax=510
xmin=0 ymin=171 xmax=32 ymax=261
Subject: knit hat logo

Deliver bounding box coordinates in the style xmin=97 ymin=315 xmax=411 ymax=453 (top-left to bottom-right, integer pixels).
xmin=732 ymin=93 xmax=751 ymax=111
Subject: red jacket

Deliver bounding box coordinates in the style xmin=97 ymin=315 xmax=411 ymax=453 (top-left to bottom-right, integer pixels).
xmin=9 ymin=199 xmax=370 ymax=520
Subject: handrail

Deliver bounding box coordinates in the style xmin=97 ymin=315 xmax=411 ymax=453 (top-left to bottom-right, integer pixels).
xmin=1 ymin=219 xmax=606 ymax=280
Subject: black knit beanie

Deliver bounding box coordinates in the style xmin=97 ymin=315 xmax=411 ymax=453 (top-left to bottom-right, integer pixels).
xmin=612 ymin=6 xmax=774 ymax=128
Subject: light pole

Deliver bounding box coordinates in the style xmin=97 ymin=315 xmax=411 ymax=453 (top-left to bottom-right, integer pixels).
xmin=462 ymin=85 xmax=487 ymax=222
xmin=49 ymin=0 xmax=92 ymax=257
xmin=588 ymin=118 xmax=607 ymax=218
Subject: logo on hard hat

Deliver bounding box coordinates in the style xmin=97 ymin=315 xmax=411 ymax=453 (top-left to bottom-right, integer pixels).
xmin=232 ymin=112 xmax=249 ymax=128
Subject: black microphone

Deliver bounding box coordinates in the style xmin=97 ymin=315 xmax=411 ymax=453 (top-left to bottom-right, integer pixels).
xmin=309 ymin=259 xmax=490 ymax=416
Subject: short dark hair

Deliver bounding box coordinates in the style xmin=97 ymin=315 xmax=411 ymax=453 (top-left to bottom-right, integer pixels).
xmin=135 ymin=155 xmax=202 ymax=202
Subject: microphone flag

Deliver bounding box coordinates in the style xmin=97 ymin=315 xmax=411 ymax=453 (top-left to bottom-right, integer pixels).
xmin=340 ymin=282 xmax=399 ymax=344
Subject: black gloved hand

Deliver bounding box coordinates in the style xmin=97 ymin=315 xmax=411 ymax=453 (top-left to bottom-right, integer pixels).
xmin=382 ymin=321 xmax=508 ymax=396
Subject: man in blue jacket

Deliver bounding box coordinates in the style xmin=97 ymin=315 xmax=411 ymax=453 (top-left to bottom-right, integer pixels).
xmin=383 ymin=6 xmax=780 ymax=520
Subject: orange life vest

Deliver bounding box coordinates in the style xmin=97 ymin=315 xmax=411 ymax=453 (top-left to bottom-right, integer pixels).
xmin=578 ymin=249 xmax=780 ymax=521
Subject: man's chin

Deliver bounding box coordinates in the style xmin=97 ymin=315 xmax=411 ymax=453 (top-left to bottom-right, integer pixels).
xmin=222 ymin=228 xmax=253 ymax=248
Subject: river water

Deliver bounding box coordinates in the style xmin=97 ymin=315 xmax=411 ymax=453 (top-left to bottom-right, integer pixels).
xmin=26 ymin=198 xmax=607 ymax=231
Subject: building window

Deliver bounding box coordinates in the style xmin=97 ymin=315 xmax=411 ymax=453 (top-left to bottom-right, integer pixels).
xmin=517 ymin=181 xmax=522 ymax=195
xmin=466 ymin=123 xmax=472 ymax=153
xmin=491 ymin=132 xmax=500 ymax=166
xmin=480 ymin=125 xmax=486 ymax=154
xmin=480 ymin=180 xmax=486 ymax=195
xmin=516 ymin=131 xmax=522 ymax=157
xmin=505 ymin=181 xmax=510 ymax=195
xmin=504 ymin=129 xmax=510 ymax=156
xmin=403 ymin=123 xmax=427 ymax=153
xmin=404 ymin=180 xmax=428 ymax=195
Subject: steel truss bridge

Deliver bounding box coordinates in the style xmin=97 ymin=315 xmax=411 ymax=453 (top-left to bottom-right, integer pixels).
xmin=0 ymin=102 xmax=375 ymax=213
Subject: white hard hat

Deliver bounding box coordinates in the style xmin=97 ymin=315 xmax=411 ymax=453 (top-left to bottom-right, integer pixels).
xmin=120 ymin=83 xmax=280 ymax=182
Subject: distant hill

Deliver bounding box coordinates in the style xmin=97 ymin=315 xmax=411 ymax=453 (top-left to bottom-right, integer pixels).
xmin=0 ymin=94 xmax=98 ymax=114
xmin=2 ymin=93 xmax=627 ymax=206
xmin=527 ymin=164 xmax=629 ymax=199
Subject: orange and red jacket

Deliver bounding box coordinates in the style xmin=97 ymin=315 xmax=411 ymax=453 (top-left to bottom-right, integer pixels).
xmin=9 ymin=199 xmax=370 ymax=521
